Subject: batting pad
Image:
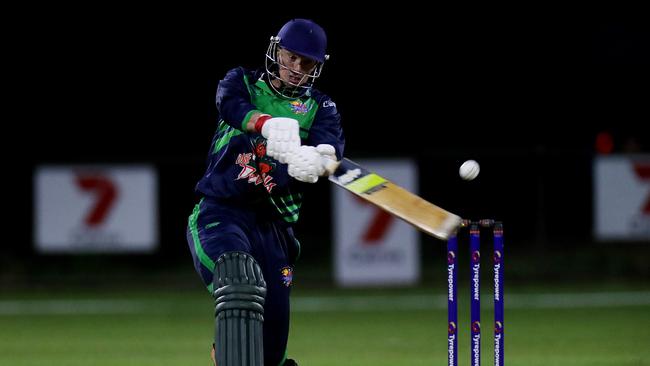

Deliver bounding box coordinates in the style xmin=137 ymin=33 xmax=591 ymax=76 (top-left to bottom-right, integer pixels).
xmin=213 ymin=251 xmax=267 ymax=366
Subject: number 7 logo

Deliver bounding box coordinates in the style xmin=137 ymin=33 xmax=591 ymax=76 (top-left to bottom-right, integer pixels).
xmin=75 ymin=174 xmax=118 ymax=226
xmin=354 ymin=195 xmax=394 ymax=244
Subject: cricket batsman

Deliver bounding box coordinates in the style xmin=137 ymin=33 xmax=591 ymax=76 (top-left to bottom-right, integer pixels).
xmin=186 ymin=18 xmax=344 ymax=366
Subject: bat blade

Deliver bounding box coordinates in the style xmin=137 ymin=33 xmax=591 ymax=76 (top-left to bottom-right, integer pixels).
xmin=328 ymin=158 xmax=462 ymax=240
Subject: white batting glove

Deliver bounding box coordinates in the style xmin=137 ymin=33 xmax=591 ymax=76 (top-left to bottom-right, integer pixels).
xmin=316 ymin=144 xmax=338 ymax=175
xmin=288 ymin=145 xmax=326 ymax=183
xmin=256 ymin=117 xmax=300 ymax=164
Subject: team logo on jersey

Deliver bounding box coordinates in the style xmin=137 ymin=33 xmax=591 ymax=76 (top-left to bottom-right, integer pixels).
xmin=289 ymin=100 xmax=309 ymax=115
xmin=280 ymin=266 xmax=293 ymax=287
xmin=235 ymin=139 xmax=277 ymax=193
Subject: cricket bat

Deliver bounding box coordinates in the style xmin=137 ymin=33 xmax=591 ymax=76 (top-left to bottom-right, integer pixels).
xmin=326 ymin=158 xmax=462 ymax=240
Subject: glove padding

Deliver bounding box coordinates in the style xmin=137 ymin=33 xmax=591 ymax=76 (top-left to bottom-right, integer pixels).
xmin=288 ymin=144 xmax=338 ymax=183
xmin=316 ymin=144 xmax=338 ymax=175
xmin=260 ymin=117 xmax=300 ymax=164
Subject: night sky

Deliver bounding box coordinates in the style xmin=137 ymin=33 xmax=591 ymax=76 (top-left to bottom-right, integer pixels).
xmin=15 ymin=7 xmax=649 ymax=163
xmin=7 ymin=6 xmax=649 ymax=256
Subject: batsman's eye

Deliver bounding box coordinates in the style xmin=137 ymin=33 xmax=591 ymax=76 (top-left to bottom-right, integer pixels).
xmin=301 ymin=59 xmax=317 ymax=69
xmin=280 ymin=49 xmax=316 ymax=69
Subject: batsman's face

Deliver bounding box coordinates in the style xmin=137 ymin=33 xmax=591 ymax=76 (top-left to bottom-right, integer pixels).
xmin=277 ymin=48 xmax=317 ymax=86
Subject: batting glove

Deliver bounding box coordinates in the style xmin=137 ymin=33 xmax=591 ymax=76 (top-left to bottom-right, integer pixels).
xmin=288 ymin=145 xmax=326 ymax=183
xmin=315 ymin=144 xmax=339 ymax=175
xmin=255 ymin=116 xmax=301 ymax=164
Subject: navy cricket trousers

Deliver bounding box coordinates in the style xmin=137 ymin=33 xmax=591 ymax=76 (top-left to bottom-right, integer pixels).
xmin=186 ymin=198 xmax=299 ymax=365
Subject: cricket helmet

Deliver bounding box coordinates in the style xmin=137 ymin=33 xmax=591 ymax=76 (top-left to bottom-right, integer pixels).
xmin=265 ymin=19 xmax=329 ymax=99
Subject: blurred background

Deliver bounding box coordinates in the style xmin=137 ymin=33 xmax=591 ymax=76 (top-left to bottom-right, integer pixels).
xmin=3 ymin=5 xmax=649 ymax=365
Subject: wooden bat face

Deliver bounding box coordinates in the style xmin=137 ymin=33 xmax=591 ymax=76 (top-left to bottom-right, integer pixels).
xmin=329 ymin=158 xmax=462 ymax=240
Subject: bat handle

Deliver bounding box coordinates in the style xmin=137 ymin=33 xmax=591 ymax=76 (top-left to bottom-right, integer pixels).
xmin=322 ymin=157 xmax=341 ymax=176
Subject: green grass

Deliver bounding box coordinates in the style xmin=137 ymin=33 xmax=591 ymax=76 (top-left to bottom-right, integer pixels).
xmin=1 ymin=285 xmax=649 ymax=365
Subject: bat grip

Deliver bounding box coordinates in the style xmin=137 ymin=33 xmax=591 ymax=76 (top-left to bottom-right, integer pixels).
xmin=322 ymin=157 xmax=340 ymax=176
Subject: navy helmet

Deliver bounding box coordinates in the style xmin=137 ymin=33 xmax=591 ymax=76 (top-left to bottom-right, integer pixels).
xmin=277 ymin=18 xmax=328 ymax=63
xmin=265 ymin=19 xmax=329 ymax=99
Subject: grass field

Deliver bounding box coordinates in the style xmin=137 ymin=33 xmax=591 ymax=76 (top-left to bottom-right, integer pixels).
xmin=1 ymin=283 xmax=649 ymax=366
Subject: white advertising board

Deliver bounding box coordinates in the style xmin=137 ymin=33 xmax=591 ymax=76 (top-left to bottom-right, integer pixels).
xmin=35 ymin=165 xmax=158 ymax=253
xmin=333 ymin=159 xmax=420 ymax=286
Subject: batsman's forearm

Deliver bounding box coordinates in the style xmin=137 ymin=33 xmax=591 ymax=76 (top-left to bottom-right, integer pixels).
xmin=245 ymin=112 xmax=269 ymax=133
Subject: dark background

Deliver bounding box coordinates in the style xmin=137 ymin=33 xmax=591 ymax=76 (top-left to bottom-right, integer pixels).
xmin=5 ymin=6 xmax=649 ymax=287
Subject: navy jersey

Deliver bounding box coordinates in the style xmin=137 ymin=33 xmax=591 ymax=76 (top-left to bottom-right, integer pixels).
xmin=195 ymin=67 xmax=345 ymax=223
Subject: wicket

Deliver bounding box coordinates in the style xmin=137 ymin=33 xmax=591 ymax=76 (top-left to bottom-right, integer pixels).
xmin=447 ymin=219 xmax=504 ymax=366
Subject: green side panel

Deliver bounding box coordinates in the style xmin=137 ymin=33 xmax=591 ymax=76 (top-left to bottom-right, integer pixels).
xmin=188 ymin=200 xmax=216 ymax=272
xmin=213 ymin=123 xmax=243 ymax=154
xmin=268 ymin=194 xmax=302 ymax=223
